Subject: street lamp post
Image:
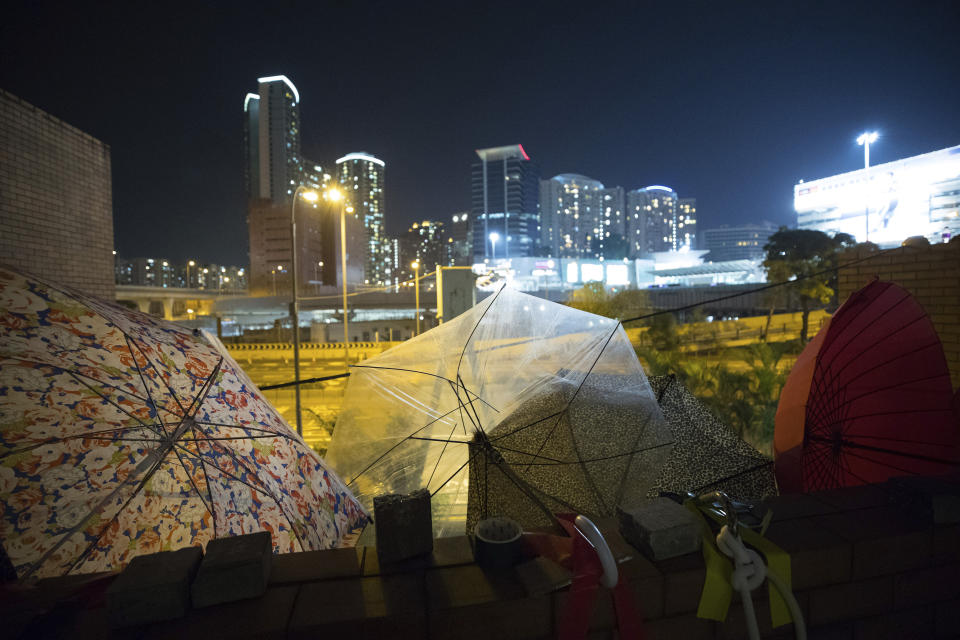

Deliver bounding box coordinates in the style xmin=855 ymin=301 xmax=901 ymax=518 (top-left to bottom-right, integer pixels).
xmin=186 ymin=260 xmax=195 ymax=288
xmin=411 ymin=260 xmax=420 ymax=336
xmin=315 ymin=261 xmax=324 ymax=295
xmin=489 ymin=231 xmax=500 ymax=262
xmin=857 ymin=131 xmax=879 ymax=242
xmin=290 ymin=186 xmax=319 ymax=437
xmin=325 ymin=188 xmax=352 ymax=365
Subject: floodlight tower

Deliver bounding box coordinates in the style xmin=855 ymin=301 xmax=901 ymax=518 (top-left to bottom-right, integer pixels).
xmin=857 ymin=131 xmax=879 ymax=242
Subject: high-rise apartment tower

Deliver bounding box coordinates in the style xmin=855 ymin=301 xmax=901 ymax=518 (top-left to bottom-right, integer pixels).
xmin=471 ymin=145 xmax=539 ymax=261
xmin=337 ymin=152 xmax=387 ymax=285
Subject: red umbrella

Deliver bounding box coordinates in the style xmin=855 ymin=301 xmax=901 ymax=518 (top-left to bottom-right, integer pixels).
xmin=774 ymin=279 xmax=959 ymax=493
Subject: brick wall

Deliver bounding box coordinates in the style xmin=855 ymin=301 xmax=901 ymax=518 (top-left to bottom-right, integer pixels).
xmin=7 ymin=477 xmax=958 ymax=638
xmin=0 ymin=89 xmax=114 ymax=299
xmin=838 ymin=240 xmax=960 ymax=389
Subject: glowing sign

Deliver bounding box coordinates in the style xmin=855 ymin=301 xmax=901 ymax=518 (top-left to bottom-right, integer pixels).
xmin=566 ymin=262 xmax=579 ymax=283
xmin=336 ymin=152 xmax=386 ymax=167
xmin=257 ymin=75 xmax=300 ymax=103
xmin=581 ymin=263 xmax=604 ymax=282
xmin=606 ymin=264 xmax=630 ymax=286
xmin=795 ymin=145 xmax=960 ymax=247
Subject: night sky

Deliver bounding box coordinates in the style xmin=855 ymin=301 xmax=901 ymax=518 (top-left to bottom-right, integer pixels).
xmin=3 ymin=1 xmax=958 ymax=265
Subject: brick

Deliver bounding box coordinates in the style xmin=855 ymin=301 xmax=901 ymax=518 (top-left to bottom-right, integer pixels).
xmin=853 ymin=606 xmax=934 ymax=640
xmin=933 ymin=524 xmax=960 ymax=563
xmin=618 ymin=498 xmax=701 ymax=561
xmin=764 ymin=517 xmax=851 ymax=589
xmin=289 ymin=573 xmax=424 ymax=638
xmin=373 ymin=489 xmax=433 ymax=564
xmin=269 ymin=546 xmax=363 ymax=585
xmin=807 ymin=576 xmax=892 ymax=626
xmin=762 ymin=493 xmax=840 ymax=522
xmin=813 ymin=507 xmax=932 ymax=578
xmin=935 ymin=596 xmax=960 ymax=637
xmin=655 ymin=552 xmax=706 ymax=616
xmin=893 ymin=563 xmax=960 ymax=608
xmin=718 ymin=591 xmax=808 ymax=640
xmin=644 ymin=613 xmax=715 ymax=640
xmin=427 ymin=564 xmax=551 ymax=639
xmin=106 ymin=546 xmax=202 ymax=628
xmin=192 ymin=531 xmax=272 ymax=608
xmin=363 ymin=534 xmax=474 ymax=576
xmin=143 ymin=585 xmax=298 ymax=640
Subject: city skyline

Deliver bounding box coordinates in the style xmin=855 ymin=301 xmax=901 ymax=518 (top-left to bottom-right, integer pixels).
xmin=2 ymin=1 xmax=958 ymax=264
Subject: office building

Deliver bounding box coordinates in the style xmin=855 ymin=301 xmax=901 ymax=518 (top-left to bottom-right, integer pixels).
xmin=337 ymin=152 xmax=388 ymax=285
xmin=677 ymin=197 xmax=698 ymax=249
xmin=243 ymin=75 xmax=301 ymax=204
xmin=401 ymin=220 xmax=446 ymax=281
xmin=446 ymin=212 xmax=472 ymax=266
xmin=600 ymin=186 xmax=627 ymax=256
xmin=626 ymin=186 xmax=678 ymax=257
xmin=702 ymin=224 xmax=777 ymax=262
xmin=539 ymin=174 xmax=606 ymax=259
xmin=0 ymin=90 xmax=114 ymax=298
xmin=795 ymin=144 xmax=960 ymax=247
xmin=471 ymin=145 xmax=540 ymax=261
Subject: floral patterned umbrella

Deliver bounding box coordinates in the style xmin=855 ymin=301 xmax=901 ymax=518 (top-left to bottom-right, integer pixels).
xmin=0 ymin=266 xmax=368 ymax=579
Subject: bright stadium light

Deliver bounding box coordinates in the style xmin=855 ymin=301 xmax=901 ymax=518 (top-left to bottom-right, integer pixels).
xmin=857 ymin=131 xmax=880 ymax=241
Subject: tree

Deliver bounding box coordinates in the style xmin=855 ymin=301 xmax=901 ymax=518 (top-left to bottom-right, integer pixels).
xmin=762 ymin=228 xmax=856 ymax=342
xmin=566 ymin=283 xmax=653 ymax=321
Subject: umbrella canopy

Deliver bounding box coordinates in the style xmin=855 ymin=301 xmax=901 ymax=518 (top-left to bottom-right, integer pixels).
xmin=774 ymin=279 xmax=959 ymax=493
xmin=0 ymin=267 xmax=367 ymax=579
xmin=326 ymin=287 xmax=672 ymax=536
xmin=647 ymin=375 xmax=776 ymax=502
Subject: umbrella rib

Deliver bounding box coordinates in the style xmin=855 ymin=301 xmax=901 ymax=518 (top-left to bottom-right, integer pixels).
xmin=837 ymin=429 xmax=956 ymax=446
xmin=425 ymin=421 xmax=460 ymax=490
xmin=431 ymin=445 xmax=483 ymax=497
xmin=193 ymin=421 xmax=300 ymax=443
xmin=455 ymin=283 xmax=507 ymax=383
xmin=613 ymin=408 xmax=665 ymax=506
xmin=817 ymin=292 xmax=913 ymax=375
xmin=807 ymin=436 xmax=960 ymax=467
xmin=124 ymin=335 xmax=171 ymax=438
xmin=174 ymin=441 xmax=306 ymax=551
xmin=448 ymin=379 xmax=471 ymax=436
xmin=689 ymin=460 xmax=774 ymax=494
xmin=521 ymin=440 xmax=674 ymax=466
xmin=127 ymin=336 xmax=189 ymax=416
xmin=839 ymin=448 xmax=938 ymax=478
xmin=350 ymin=364 xmax=498 ymax=412
xmin=345 ymin=404 xmax=465 ymax=486
xmin=65 ymin=370 xmax=161 ymax=431
xmin=0 ymin=424 xmax=166 ymax=460
xmin=457 ymin=374 xmax=487 ymax=436
xmin=488 ymin=409 xmax=567 ymax=442
xmin=517 ymin=410 xmax=567 ymax=472
xmin=558 ymin=323 xmax=624 ymax=514
xmin=824 ymin=326 xmax=937 ymax=390
xmin=39 ymin=447 xmax=175 ymax=579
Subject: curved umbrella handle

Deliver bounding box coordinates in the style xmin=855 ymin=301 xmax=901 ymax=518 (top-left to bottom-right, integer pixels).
xmin=574 ymin=514 xmax=618 ymax=589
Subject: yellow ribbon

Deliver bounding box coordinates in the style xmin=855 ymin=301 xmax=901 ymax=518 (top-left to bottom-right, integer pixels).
xmin=685 ymin=501 xmax=794 ymax=628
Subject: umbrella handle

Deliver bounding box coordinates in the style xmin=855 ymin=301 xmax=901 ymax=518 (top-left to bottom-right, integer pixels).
xmin=574 ymin=515 xmax=618 ymax=589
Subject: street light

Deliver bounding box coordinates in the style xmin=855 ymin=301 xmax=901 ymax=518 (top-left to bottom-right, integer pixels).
xmin=290 ymin=185 xmax=319 ymax=436
xmin=489 ymin=231 xmax=500 ymax=262
xmin=411 ymin=260 xmax=421 ymax=336
xmin=857 ymin=131 xmax=879 ymax=242
xmin=325 ymin=187 xmax=353 ymax=366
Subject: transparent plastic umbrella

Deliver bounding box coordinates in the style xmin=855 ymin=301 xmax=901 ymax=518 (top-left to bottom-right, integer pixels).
xmin=326 ymin=287 xmax=673 ymax=536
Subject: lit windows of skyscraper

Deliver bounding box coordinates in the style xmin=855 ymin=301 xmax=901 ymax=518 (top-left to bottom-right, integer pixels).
xmin=471 ymin=145 xmax=540 ymax=261
xmin=539 ymin=174 xmax=606 ymax=259
xmin=702 ymin=223 xmax=777 ymax=262
xmin=336 ymin=152 xmax=387 ymax=285
xmin=626 ymin=186 xmax=679 ymax=257
xmin=446 ymin=212 xmax=472 ymax=266
xmin=678 ymin=197 xmax=697 ymax=249
xmin=243 ymin=75 xmax=301 ymax=204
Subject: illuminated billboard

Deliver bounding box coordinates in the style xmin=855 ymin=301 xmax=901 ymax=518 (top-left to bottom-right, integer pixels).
xmin=795 ymin=144 xmax=960 ymax=247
